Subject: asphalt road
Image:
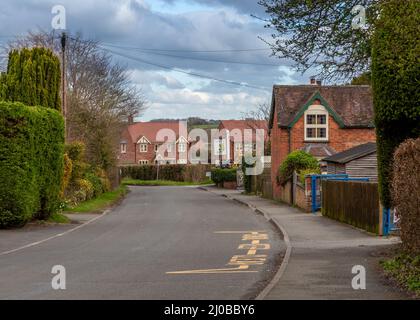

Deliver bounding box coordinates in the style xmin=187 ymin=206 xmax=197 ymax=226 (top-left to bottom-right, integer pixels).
xmin=0 ymin=186 xmax=284 ymax=300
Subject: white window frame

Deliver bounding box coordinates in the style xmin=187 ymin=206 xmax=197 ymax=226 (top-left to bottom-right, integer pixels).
xmin=139 ymin=144 xmax=148 ymax=153
xmin=120 ymin=143 xmax=127 ymax=154
xmin=304 ymin=105 xmax=329 ymax=142
xmin=178 ymin=143 xmax=186 ymax=153
xmin=138 ymin=160 xmax=149 ymax=165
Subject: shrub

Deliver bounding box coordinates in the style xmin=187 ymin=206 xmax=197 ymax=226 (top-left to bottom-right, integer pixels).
xmin=372 ymin=0 xmax=420 ymax=208
xmin=211 ymin=168 xmax=237 ymax=185
xmin=299 ymin=167 xmax=321 ymax=185
xmin=3 ymin=48 xmax=61 ymax=110
xmin=0 ymin=102 xmax=64 ymax=227
xmin=391 ymin=138 xmax=420 ymax=254
xmin=65 ymin=141 xmax=86 ymax=162
xmin=277 ymin=150 xmax=319 ymax=185
xmin=60 ymin=153 xmax=73 ymax=198
xmin=242 ymin=156 xmax=254 ymax=193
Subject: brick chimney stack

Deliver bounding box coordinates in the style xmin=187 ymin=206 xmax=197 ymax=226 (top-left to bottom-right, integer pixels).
xmin=310 ymin=77 xmax=322 ymax=86
xmin=128 ymin=114 xmax=134 ymax=125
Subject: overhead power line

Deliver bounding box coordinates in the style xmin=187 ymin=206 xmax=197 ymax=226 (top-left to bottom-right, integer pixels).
xmin=98 ymin=46 xmax=270 ymax=91
xmin=100 ymin=42 xmax=271 ymax=53
xmin=101 ymin=43 xmax=280 ymax=67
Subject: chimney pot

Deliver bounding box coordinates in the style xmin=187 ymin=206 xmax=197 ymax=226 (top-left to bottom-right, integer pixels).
xmin=316 ymin=80 xmax=322 ymax=86
xmin=310 ymin=77 xmax=317 ymax=85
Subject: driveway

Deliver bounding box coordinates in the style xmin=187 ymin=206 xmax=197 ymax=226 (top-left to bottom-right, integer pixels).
xmin=0 ymin=186 xmax=284 ymax=300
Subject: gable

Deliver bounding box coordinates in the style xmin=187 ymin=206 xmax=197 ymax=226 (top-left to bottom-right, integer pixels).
xmin=288 ymin=91 xmax=345 ymax=128
xmin=137 ymin=136 xmax=151 ymax=144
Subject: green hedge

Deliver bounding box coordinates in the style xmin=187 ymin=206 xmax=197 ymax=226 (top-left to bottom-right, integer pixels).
xmin=211 ymin=168 xmax=237 ymax=184
xmin=277 ymin=150 xmax=319 ymax=185
xmin=120 ymin=164 xmax=212 ymax=183
xmin=372 ymin=0 xmax=420 ymax=208
xmin=0 ymin=102 xmax=64 ymax=227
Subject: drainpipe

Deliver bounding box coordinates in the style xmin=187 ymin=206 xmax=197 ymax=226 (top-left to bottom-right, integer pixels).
xmin=134 ymin=143 xmax=137 ymax=164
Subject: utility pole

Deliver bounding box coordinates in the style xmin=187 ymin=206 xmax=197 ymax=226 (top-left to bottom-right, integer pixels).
xmin=61 ymin=32 xmax=67 ymax=141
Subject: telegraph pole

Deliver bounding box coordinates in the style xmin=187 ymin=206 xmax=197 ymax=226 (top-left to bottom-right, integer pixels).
xmin=61 ymin=32 xmax=67 ymax=141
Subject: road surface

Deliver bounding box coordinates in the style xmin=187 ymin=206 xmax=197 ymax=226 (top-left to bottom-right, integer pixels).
xmin=0 ymin=186 xmax=284 ymax=299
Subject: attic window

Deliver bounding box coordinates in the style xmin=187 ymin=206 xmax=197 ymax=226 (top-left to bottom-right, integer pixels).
xmin=304 ymin=105 xmax=328 ymax=141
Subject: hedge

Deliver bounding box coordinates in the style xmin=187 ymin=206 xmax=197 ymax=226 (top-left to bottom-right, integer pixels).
xmin=372 ymin=0 xmax=420 ymax=208
xmin=211 ymin=168 xmax=237 ymax=185
xmin=0 ymin=102 xmax=64 ymax=227
xmin=120 ymin=164 xmax=212 ymax=183
xmin=391 ymin=138 xmax=420 ymax=254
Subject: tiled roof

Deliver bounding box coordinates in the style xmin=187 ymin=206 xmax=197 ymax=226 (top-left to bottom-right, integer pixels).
xmin=127 ymin=121 xmax=188 ymax=143
xmin=270 ymin=85 xmax=374 ymax=128
xmin=219 ymin=120 xmax=268 ymax=141
xmin=323 ymin=142 xmax=377 ymax=164
xmin=300 ymin=143 xmax=337 ymax=159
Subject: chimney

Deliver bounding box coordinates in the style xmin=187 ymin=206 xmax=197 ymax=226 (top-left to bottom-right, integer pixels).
xmin=310 ymin=76 xmax=317 ymax=85
xmin=316 ymin=80 xmax=322 ymax=86
xmin=128 ymin=114 xmax=134 ymax=125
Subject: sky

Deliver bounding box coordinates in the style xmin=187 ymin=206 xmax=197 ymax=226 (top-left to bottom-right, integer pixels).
xmin=0 ymin=0 xmax=310 ymax=121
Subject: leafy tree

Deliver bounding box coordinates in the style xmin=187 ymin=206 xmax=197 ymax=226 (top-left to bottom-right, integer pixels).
xmin=258 ymin=0 xmax=380 ymax=81
xmin=371 ymin=0 xmax=420 ymax=208
xmin=3 ymin=48 xmax=61 ymax=110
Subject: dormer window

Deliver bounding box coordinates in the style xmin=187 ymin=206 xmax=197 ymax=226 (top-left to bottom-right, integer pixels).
xmin=120 ymin=143 xmax=127 ymax=154
xmin=178 ymin=143 xmax=186 ymax=153
xmin=304 ymin=105 xmax=328 ymax=141
xmin=139 ymin=144 xmax=148 ymax=153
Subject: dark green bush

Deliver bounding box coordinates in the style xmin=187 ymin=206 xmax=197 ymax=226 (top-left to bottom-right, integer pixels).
xmin=277 ymin=150 xmax=319 ymax=185
xmin=372 ymin=0 xmax=420 ymax=208
xmin=211 ymin=168 xmax=237 ymax=185
xmin=0 ymin=102 xmax=64 ymax=227
xmin=3 ymin=48 xmax=61 ymax=111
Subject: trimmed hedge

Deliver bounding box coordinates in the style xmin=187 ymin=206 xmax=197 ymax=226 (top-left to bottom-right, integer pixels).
xmin=0 ymin=102 xmax=64 ymax=227
xmin=392 ymin=138 xmax=420 ymax=254
xmin=372 ymin=0 xmax=420 ymax=208
xmin=211 ymin=168 xmax=237 ymax=185
xmin=120 ymin=164 xmax=212 ymax=183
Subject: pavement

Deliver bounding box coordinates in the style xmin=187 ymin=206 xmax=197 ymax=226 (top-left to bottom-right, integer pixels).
xmin=203 ymin=187 xmax=408 ymax=300
xmin=0 ymin=186 xmax=284 ymax=300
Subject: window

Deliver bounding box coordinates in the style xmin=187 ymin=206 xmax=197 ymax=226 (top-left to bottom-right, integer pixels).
xmin=235 ymin=143 xmax=242 ymax=152
xmin=140 ymin=144 xmax=148 ymax=153
xmin=138 ymin=160 xmax=149 ymax=165
xmin=167 ymin=143 xmax=172 ymax=153
xmin=304 ymin=105 xmax=328 ymax=141
xmin=178 ymin=143 xmax=186 ymax=153
xmin=154 ymin=144 xmax=160 ymax=153
xmin=120 ymin=143 xmax=127 ymax=154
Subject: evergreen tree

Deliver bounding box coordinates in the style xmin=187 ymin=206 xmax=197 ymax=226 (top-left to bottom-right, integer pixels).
xmin=372 ymin=0 xmax=420 ymax=208
xmin=3 ymin=47 xmax=61 ymax=111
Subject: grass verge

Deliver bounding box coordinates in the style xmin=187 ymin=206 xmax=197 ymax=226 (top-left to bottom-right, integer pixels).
xmin=381 ymin=252 xmax=420 ymax=297
xmin=66 ymin=185 xmax=128 ymax=213
xmin=122 ymin=179 xmax=213 ymax=186
xmin=46 ymin=212 xmax=71 ymax=224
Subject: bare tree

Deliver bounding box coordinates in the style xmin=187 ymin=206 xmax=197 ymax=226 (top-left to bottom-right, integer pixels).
xmin=3 ymin=30 xmax=147 ymax=169
xmin=242 ymin=102 xmax=271 ymax=156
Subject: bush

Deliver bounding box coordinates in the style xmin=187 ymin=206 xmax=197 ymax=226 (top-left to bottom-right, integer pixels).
xmin=372 ymin=0 xmax=420 ymax=208
xmin=211 ymin=168 xmax=237 ymax=185
xmin=392 ymin=138 xmax=420 ymax=254
xmin=60 ymin=153 xmax=73 ymax=198
xmin=3 ymin=48 xmax=61 ymax=110
xmin=277 ymin=150 xmax=319 ymax=185
xmin=0 ymin=102 xmax=64 ymax=227
xmin=299 ymin=168 xmax=321 ymax=184
xmin=65 ymin=141 xmax=86 ymax=162
xmin=242 ymin=156 xmax=254 ymax=193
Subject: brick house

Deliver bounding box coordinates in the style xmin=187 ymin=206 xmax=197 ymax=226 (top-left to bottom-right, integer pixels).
xmin=216 ymin=120 xmax=268 ymax=165
xmin=268 ymin=83 xmax=376 ymax=200
xmin=118 ymin=121 xmax=189 ymax=165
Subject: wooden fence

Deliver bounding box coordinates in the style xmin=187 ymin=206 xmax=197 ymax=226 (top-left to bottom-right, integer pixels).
xmin=321 ymin=180 xmax=380 ymax=234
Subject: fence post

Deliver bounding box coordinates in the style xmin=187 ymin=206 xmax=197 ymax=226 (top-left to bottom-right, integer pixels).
xmin=311 ymin=176 xmax=317 ymax=213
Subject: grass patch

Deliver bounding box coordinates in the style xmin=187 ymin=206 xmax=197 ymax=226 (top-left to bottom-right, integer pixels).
xmin=122 ymin=179 xmax=213 ymax=186
xmin=66 ymin=185 xmax=128 ymax=213
xmin=46 ymin=212 xmax=71 ymax=224
xmin=381 ymin=253 xmax=420 ymax=297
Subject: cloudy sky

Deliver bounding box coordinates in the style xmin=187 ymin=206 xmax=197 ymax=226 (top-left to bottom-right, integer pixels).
xmin=0 ymin=0 xmax=309 ymax=120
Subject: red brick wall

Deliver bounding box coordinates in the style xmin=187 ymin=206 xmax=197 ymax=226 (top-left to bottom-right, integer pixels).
xmin=270 ymin=113 xmax=376 ymax=200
